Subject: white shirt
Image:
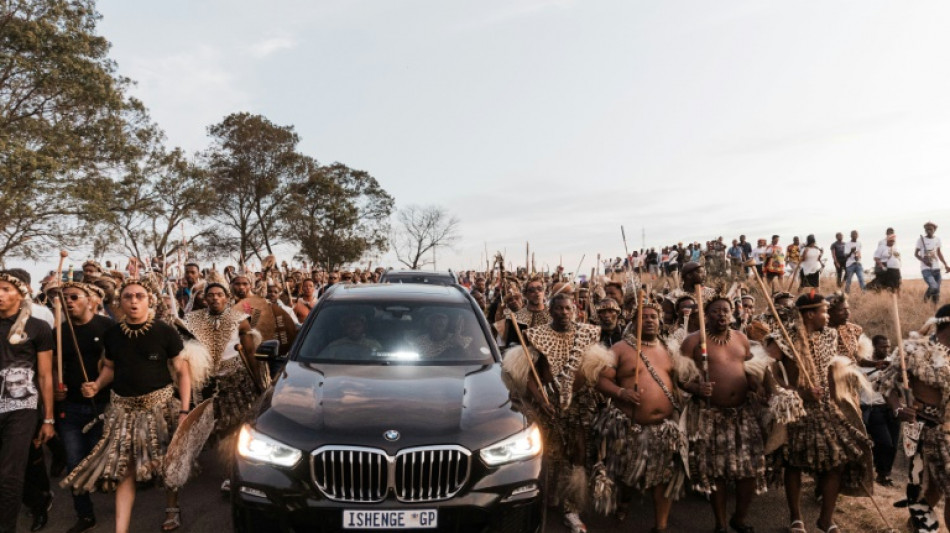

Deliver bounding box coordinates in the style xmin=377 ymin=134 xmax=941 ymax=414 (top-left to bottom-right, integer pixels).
xmin=752 ymin=246 xmax=768 ymax=265
xmin=844 ymin=241 xmax=862 ymax=267
xmin=917 ymin=236 xmax=943 ymax=271
xmin=800 ymin=246 xmax=822 ymax=275
xmin=873 ymin=242 xmax=901 ymax=269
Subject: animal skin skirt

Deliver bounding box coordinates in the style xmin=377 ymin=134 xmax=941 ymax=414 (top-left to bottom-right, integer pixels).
xmin=61 ymin=385 xmax=179 ymax=493
xmin=685 ymin=399 xmax=767 ymax=495
xmin=591 ymin=403 xmax=687 ymax=499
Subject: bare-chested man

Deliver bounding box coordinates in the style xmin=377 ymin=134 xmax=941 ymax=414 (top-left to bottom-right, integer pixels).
xmin=593 ymin=300 xmax=688 ymax=532
xmin=680 ymin=297 xmax=764 ymax=533
xmin=293 ymin=278 xmax=317 ymax=323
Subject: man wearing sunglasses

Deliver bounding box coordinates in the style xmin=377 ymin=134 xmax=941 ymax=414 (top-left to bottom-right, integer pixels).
xmin=54 ymin=282 xmax=114 ymax=533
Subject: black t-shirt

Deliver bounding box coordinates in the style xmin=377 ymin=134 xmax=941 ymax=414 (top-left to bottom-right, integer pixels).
xmin=61 ymin=315 xmax=114 ymax=404
xmin=103 ymin=319 xmax=183 ymax=397
xmin=0 ymin=315 xmax=54 ymax=413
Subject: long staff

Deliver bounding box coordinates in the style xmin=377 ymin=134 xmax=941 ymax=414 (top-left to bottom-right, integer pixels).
xmin=633 ymin=286 xmax=644 ymax=392
xmin=621 ymin=226 xmax=631 ymax=273
xmin=891 ymin=293 xmax=912 ymax=405
xmin=745 ymin=260 xmax=816 ymax=389
xmin=53 ymin=251 xmax=67 ymax=391
xmin=694 ymin=283 xmax=711 ymax=407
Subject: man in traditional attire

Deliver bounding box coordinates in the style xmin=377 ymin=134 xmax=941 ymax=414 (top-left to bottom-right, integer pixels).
xmin=882 ymin=305 xmax=950 ymax=532
xmin=680 ymin=296 xmax=765 ymax=533
xmin=183 ymin=282 xmax=261 ymax=437
xmin=591 ymin=297 xmax=689 ymax=532
xmin=293 ymin=278 xmax=318 ymax=324
xmin=514 ymin=277 xmax=552 ymax=328
xmin=826 ymin=292 xmax=872 ymax=363
xmin=502 ymin=293 xmax=609 ymax=533
xmin=765 ymin=292 xmax=872 ymax=533
xmin=63 ymin=278 xmax=195 ymax=533
xmin=596 ymin=298 xmax=623 ymax=347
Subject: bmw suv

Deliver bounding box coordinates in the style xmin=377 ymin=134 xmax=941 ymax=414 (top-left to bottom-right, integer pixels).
xmin=231 ymin=283 xmax=543 ymax=532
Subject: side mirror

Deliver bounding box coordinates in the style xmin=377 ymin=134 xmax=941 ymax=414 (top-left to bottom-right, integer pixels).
xmin=255 ymin=339 xmax=280 ymax=361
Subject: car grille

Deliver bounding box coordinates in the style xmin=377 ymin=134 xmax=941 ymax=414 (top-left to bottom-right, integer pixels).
xmin=312 ymin=447 xmax=389 ymax=502
xmin=395 ymin=448 xmax=470 ymax=502
xmin=311 ymin=445 xmax=471 ymax=503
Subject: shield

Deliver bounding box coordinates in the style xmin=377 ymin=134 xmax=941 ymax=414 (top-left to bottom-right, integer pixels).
xmin=234 ymin=296 xmax=275 ymax=340
xmin=270 ymin=302 xmax=298 ymax=355
xmin=163 ymin=398 xmax=215 ymax=489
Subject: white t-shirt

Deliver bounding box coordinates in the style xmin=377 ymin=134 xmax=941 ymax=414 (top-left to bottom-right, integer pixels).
xmin=753 ymin=246 xmax=768 ymax=265
xmin=800 ymin=246 xmax=822 ymax=275
xmin=917 ymin=236 xmax=943 ymax=271
xmin=844 ymin=241 xmax=862 ymax=267
xmin=873 ymin=243 xmax=901 ymax=269
xmin=31 ymin=303 xmax=55 ymax=329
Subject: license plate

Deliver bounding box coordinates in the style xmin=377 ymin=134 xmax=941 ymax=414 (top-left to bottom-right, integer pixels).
xmin=342 ymin=509 xmax=438 ymax=529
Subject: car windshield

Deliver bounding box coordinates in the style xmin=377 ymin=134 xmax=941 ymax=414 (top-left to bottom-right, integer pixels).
xmin=296 ymin=300 xmax=493 ymax=365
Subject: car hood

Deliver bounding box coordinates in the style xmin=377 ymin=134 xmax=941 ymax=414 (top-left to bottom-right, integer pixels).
xmin=255 ymin=361 xmax=527 ymax=454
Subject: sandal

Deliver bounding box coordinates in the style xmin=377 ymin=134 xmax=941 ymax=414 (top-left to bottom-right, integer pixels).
xmin=162 ymin=507 xmax=181 ymax=532
xmin=816 ymin=523 xmax=839 ymax=533
xmin=787 ymin=520 xmax=806 ymax=533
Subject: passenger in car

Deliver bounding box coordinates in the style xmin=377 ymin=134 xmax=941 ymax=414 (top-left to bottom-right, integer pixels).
xmin=410 ymin=312 xmax=471 ymax=358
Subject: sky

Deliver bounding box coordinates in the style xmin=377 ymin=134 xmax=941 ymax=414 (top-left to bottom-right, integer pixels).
xmin=31 ymin=0 xmax=950 ymax=279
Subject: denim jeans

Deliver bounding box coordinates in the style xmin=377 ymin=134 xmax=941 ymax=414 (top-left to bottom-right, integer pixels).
xmin=845 ymin=262 xmax=865 ymax=292
xmin=0 ymin=409 xmax=38 ymax=533
xmin=922 ymin=268 xmax=942 ymax=303
xmin=56 ymin=401 xmax=105 ymax=519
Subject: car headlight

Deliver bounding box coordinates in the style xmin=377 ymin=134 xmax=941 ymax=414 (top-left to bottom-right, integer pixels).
xmin=237 ymin=425 xmax=302 ymax=467
xmin=479 ymin=425 xmax=542 ymax=466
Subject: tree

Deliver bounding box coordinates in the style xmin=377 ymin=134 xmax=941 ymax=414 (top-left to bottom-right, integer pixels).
xmin=0 ymin=0 xmax=136 ymax=260
xmin=82 ymin=120 xmax=214 ymax=265
xmin=285 ymin=161 xmax=394 ymax=269
xmin=392 ymin=205 xmax=460 ymax=270
xmin=204 ymin=112 xmax=307 ymax=263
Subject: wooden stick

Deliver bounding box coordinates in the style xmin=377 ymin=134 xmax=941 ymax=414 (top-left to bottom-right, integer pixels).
xmin=786 ymin=263 xmax=801 ymax=292
xmin=745 ymin=260 xmax=816 ymax=389
xmin=509 ymin=315 xmax=552 ymax=407
xmin=694 ymin=283 xmax=711 ymax=407
xmin=634 ymin=286 xmax=644 ymax=392
xmin=53 ymin=251 xmax=67 ymax=390
xmin=892 ymin=292 xmax=912 ymax=404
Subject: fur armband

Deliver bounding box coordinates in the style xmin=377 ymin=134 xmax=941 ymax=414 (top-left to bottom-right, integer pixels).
xmin=502 ymin=345 xmax=536 ymax=396
xmin=830 ymin=355 xmax=872 ymax=413
xmin=743 ymin=342 xmax=772 ymax=382
xmin=244 ymin=328 xmax=263 ymax=351
xmin=580 ymin=344 xmax=616 ymax=384
xmin=177 ymin=340 xmax=213 ymax=392
xmin=672 ymin=351 xmax=701 ymax=385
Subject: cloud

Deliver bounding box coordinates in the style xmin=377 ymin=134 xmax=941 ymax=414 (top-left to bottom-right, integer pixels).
xmin=247 ymin=37 xmax=295 ymax=59
xmin=122 ymin=45 xmax=251 ymax=151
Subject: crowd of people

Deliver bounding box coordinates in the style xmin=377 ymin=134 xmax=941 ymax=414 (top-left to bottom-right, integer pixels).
xmin=0 ymin=220 xmax=947 ymax=533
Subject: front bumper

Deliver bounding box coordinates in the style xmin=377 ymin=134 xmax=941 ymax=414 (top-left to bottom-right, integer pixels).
xmin=231 ymin=452 xmax=542 ymax=533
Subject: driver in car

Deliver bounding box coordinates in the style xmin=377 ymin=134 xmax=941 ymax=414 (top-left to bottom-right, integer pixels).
xmin=325 ymin=313 xmax=382 ymax=357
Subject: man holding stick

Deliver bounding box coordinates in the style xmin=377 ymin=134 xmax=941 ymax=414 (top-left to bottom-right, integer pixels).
xmin=592 ymin=294 xmax=689 ymax=533
xmin=502 ymin=293 xmax=609 ymax=533
xmin=54 ymin=282 xmax=114 ymax=533
xmin=881 ymin=304 xmax=950 ymax=531
xmin=680 ymin=293 xmax=765 ymax=533
xmin=765 ymin=292 xmax=872 ymax=533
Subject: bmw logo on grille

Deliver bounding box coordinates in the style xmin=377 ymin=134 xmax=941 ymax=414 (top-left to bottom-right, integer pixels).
xmin=383 ymin=429 xmax=400 ymax=442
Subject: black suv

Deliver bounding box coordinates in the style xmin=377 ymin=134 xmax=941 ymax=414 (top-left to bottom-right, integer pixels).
xmin=231 ymin=283 xmax=543 ymax=532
